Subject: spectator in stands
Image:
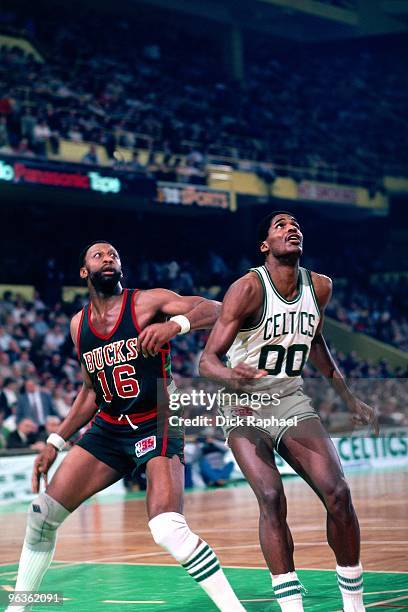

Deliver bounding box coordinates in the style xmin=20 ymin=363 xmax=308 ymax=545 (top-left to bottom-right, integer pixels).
xmin=0 ymin=326 xmax=13 ymax=352
xmin=81 ymin=143 xmax=99 ymax=165
xmin=52 ymin=386 xmax=71 ymax=418
xmin=378 ymin=398 xmax=403 ymax=426
xmin=33 ymin=311 xmax=49 ymax=336
xmin=20 ymin=107 xmax=36 ymax=143
xmin=0 ymin=377 xmax=18 ymax=418
xmin=6 ymin=417 xmax=39 ymax=449
xmin=33 ymin=118 xmax=51 ymax=156
xmin=0 ymin=352 xmax=13 ymax=380
xmin=198 ymin=434 xmax=234 ymax=487
xmin=37 ymin=415 xmax=61 ymax=443
xmin=67 ymin=125 xmax=83 ymax=142
xmin=13 ymin=350 xmax=36 ymax=378
xmin=43 ymin=323 xmax=65 ymax=352
xmin=16 ymin=378 xmax=55 ymax=427
xmin=47 ymin=353 xmax=64 ymax=381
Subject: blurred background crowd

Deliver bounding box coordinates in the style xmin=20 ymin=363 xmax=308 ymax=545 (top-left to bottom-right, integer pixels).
xmin=0 ymin=5 xmax=406 ymax=185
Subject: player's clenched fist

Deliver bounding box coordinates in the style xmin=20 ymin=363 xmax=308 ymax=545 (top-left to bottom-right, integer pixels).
xmin=225 ymin=363 xmax=267 ymax=390
xmin=137 ymin=321 xmax=180 ymax=357
xmin=32 ymin=444 xmax=58 ymax=493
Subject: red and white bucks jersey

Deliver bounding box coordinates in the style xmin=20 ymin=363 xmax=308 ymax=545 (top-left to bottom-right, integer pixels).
xmin=227 ymin=266 xmax=320 ymax=397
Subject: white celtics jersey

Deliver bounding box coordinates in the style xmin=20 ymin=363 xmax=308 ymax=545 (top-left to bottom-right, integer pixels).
xmin=227 ymin=265 xmax=320 ymax=397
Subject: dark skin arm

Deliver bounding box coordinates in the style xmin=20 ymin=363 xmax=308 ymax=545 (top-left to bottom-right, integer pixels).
xmin=309 ymin=272 xmax=379 ymax=435
xmin=137 ymin=289 xmax=221 ymax=356
xmin=32 ymin=313 xmax=99 ymax=493
xmin=199 ymin=273 xmax=267 ymax=387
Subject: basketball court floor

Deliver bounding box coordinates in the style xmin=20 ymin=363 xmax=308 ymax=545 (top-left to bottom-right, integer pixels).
xmin=1 ymin=467 xmax=407 ymax=611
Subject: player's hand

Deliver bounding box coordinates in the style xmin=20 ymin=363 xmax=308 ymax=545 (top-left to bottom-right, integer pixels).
xmin=226 ymin=363 xmax=268 ymax=390
xmin=32 ymin=444 xmax=58 ymax=493
xmin=347 ymin=397 xmax=379 ymax=436
xmin=137 ymin=321 xmax=180 ymax=357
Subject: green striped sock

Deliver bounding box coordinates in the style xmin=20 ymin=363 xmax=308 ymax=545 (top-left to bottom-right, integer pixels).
xmin=182 ymin=541 xmax=220 ymax=583
xmin=336 ymin=564 xmax=363 ymax=594
xmin=272 ymin=572 xmax=304 ymax=610
xmin=336 ymin=564 xmax=364 ymax=612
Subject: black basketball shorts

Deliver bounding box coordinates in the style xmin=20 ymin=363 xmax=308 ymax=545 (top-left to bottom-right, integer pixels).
xmin=76 ymin=414 xmax=185 ymax=477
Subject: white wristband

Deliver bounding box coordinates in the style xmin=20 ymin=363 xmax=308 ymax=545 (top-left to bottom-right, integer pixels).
xmin=46 ymin=433 xmax=66 ymax=452
xmin=169 ymin=315 xmax=191 ymax=335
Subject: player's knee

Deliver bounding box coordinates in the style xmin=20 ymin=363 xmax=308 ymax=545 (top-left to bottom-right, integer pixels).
xmin=257 ymin=486 xmax=286 ymax=519
xmin=148 ymin=512 xmax=199 ymax=563
xmin=324 ymin=478 xmax=353 ymax=520
xmin=25 ymin=493 xmax=70 ymax=551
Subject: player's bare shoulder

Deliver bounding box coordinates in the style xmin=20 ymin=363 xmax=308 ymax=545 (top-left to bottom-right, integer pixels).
xmin=224 ymin=271 xmax=263 ymax=318
xmin=310 ymin=270 xmax=333 ymax=310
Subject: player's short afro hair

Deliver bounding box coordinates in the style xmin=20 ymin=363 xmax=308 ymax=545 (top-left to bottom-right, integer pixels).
xmin=257 ymin=211 xmax=297 ymax=246
xmin=79 ymin=241 xmax=117 ymax=268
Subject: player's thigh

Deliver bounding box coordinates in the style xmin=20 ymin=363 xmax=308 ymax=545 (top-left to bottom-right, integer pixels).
xmin=229 ymin=427 xmax=285 ymax=504
xmin=145 ymin=455 xmax=185 ymax=519
xmin=46 ymin=445 xmax=123 ymax=512
xmin=279 ymin=417 xmax=344 ymax=496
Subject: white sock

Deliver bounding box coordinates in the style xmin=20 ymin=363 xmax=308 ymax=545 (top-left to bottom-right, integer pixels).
xmin=272 ymin=571 xmax=304 ymax=611
xmin=336 ymin=563 xmax=365 ymax=612
xmin=5 ymin=544 xmax=56 ymax=612
xmin=182 ymin=541 xmax=245 ymax=611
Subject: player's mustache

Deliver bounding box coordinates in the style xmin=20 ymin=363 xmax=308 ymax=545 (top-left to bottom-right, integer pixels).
xmin=90 ymin=269 xmax=122 ymax=287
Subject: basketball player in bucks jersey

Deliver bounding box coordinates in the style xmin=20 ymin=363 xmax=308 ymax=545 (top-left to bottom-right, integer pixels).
xmin=200 ymin=212 xmax=378 ymax=612
xmin=7 ymin=241 xmax=245 ymax=612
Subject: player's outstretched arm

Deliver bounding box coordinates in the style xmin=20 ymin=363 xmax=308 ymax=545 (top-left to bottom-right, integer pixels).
xmin=308 ymin=272 xmax=379 ymax=435
xmin=199 ymin=275 xmax=267 ymax=387
xmin=137 ymin=289 xmax=221 ymax=356
xmin=32 ymin=313 xmax=99 ymax=493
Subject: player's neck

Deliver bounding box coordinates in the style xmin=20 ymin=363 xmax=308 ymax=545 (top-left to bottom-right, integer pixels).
xmin=265 ymin=257 xmax=299 ymax=298
xmin=89 ymin=284 xmax=124 ymax=312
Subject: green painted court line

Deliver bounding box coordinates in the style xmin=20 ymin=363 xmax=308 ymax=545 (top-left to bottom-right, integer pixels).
xmin=0 ymin=563 xmax=407 ymax=611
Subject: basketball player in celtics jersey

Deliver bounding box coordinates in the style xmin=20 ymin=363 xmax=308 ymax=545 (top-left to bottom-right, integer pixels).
xmin=200 ymin=212 xmax=378 ymax=612
xmin=8 ymin=241 xmax=245 ymax=612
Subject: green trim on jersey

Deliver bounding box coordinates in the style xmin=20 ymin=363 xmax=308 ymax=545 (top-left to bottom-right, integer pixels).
xmin=263 ymin=265 xmax=303 ymax=305
xmin=240 ymin=268 xmax=268 ymax=332
xmin=306 ymin=269 xmax=320 ymax=314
